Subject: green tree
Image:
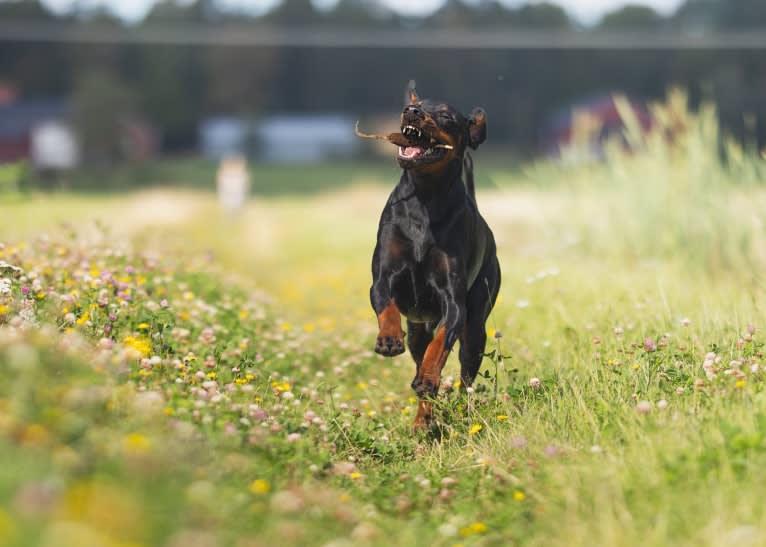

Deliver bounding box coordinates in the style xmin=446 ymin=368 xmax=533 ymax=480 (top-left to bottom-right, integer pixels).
xmin=599 ymin=5 xmax=664 ymax=28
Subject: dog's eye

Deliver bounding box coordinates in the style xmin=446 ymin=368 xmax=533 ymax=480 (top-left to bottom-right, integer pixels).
xmin=438 ymin=113 xmax=455 ymax=125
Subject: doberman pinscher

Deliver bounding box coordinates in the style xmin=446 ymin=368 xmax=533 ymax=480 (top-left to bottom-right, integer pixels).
xmin=368 ymin=84 xmax=501 ymax=429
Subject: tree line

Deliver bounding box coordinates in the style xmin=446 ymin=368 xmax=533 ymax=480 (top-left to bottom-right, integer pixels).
xmin=1 ymin=0 xmax=765 ymax=157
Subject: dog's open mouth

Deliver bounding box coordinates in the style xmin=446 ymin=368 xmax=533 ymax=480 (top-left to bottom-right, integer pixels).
xmin=354 ymin=121 xmax=453 ymax=165
xmin=398 ymin=124 xmax=452 ymax=162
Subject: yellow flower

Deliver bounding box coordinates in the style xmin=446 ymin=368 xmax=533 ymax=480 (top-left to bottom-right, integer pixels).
xmin=238 ymin=309 xmax=249 ymax=320
xmin=513 ymin=490 xmax=526 ymax=501
xmin=736 ymin=379 xmax=746 ymax=389
xmin=357 ymin=382 xmax=368 ymax=390
xmin=76 ymin=311 xmax=89 ymax=325
xmin=487 ymin=327 xmax=496 ymax=338
xmin=631 ymin=363 xmax=640 ymax=371
xmin=469 ymin=424 xmax=483 ymax=436
xmin=453 ymin=378 xmax=461 ymax=390
xmin=496 ymin=415 xmax=509 ymax=421
xmin=302 ymin=322 xmax=316 ymax=333
xmin=460 ymin=522 xmax=488 ymax=537
xmin=280 ymin=322 xmax=292 ymax=332
xmin=271 ymin=381 xmax=291 ymax=393
xmin=21 ymin=424 xmax=48 ymax=445
xmin=0 ymin=508 xmax=17 ymax=544
xmin=123 ymin=336 xmax=152 ymax=358
xmin=183 ymin=291 xmax=194 ymax=301
xmin=0 ymin=305 xmax=9 ymax=315
xmin=206 ymin=372 xmax=217 ymax=380
xmin=349 ymin=472 xmax=362 ymax=480
xmin=123 ymin=433 xmax=151 ymax=454
xmin=163 ymin=407 xmax=175 ymax=416
xmin=250 ymin=479 xmax=271 ymax=495
xmin=137 ymin=322 xmax=150 ymax=331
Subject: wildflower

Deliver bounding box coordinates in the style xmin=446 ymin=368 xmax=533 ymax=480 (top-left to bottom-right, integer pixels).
xmin=513 ymin=490 xmax=526 ymax=501
xmin=137 ymin=322 xmax=150 ymax=331
xmin=123 ymin=433 xmax=151 ymax=454
xmin=349 ymin=472 xmax=362 ymax=480
xmin=510 ymin=436 xmax=527 ymax=449
xmin=468 ymin=424 xmax=483 ymax=436
xmin=636 ymin=400 xmax=652 ymax=414
xmin=249 ymin=479 xmax=271 ymax=495
xmin=123 ymin=336 xmax=152 ymax=358
xmin=643 ymin=338 xmax=657 ymax=352
xmin=496 ymin=415 xmax=509 ymax=421
xmin=460 ymin=522 xmax=487 ymax=537
xmin=0 ymin=304 xmax=8 ymax=315
xmin=736 ymin=379 xmax=746 ymax=389
xmin=530 ymin=377 xmax=541 ymax=388
xmin=614 ymin=326 xmax=624 ymax=335
xmin=657 ymin=399 xmax=669 ymax=410
xmin=680 ymin=317 xmax=691 ymax=327
xmin=487 ymin=327 xmax=496 ymax=338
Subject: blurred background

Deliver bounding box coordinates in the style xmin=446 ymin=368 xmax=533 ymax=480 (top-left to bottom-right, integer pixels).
xmin=0 ymin=0 xmax=765 ymax=194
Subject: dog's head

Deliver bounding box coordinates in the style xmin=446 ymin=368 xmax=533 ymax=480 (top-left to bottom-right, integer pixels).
xmin=397 ymin=84 xmax=487 ymax=175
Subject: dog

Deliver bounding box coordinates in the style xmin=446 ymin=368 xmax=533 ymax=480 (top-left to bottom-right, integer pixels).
xmin=367 ymin=84 xmax=501 ymax=429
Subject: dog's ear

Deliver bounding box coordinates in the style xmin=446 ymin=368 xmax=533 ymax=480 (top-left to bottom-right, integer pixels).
xmin=406 ymin=79 xmax=419 ymax=105
xmin=467 ymin=108 xmax=487 ymax=150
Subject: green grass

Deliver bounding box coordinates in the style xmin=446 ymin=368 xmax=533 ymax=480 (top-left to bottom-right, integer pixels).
xmin=3 ymin=92 xmax=766 ymax=546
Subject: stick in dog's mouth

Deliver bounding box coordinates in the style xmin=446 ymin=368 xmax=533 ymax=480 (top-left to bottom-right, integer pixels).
xmin=354 ymin=121 xmax=454 ymax=150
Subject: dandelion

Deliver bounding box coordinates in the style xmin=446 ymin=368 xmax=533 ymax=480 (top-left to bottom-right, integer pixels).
xmin=496 ymin=415 xmax=509 ymax=421
xmin=513 ymin=490 xmax=526 ymax=501
xmin=468 ymin=424 xmax=483 ymax=436
xmin=736 ymin=380 xmax=746 ymax=389
xmin=460 ymin=522 xmax=488 ymax=537
xmin=123 ymin=433 xmax=151 ymax=454
xmin=349 ymin=472 xmax=362 ymax=480
xmin=123 ymin=336 xmax=152 ymax=358
xmin=249 ymin=479 xmax=271 ymax=495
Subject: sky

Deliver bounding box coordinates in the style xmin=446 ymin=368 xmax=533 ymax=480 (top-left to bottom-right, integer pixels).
xmin=40 ymin=0 xmax=687 ymax=25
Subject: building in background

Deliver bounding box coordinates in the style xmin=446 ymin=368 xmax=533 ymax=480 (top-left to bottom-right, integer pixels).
xmin=0 ymin=92 xmax=79 ymax=169
xmin=199 ymin=114 xmax=358 ymax=164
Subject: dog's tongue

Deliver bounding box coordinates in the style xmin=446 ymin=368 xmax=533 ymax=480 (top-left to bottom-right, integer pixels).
xmin=403 ymin=146 xmax=423 ymax=158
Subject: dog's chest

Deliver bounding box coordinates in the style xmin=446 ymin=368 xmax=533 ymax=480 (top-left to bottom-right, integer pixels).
xmin=393 ymin=199 xmax=435 ymax=263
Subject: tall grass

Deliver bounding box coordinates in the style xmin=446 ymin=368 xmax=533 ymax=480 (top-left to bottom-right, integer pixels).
xmin=519 ymin=89 xmax=766 ymax=274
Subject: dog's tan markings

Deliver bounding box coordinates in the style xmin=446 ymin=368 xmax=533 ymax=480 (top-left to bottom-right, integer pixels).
xmin=412 ymin=326 xmax=450 ymax=428
xmin=375 ymin=300 xmax=405 ymax=356
xmin=414 ymin=399 xmax=433 ymax=430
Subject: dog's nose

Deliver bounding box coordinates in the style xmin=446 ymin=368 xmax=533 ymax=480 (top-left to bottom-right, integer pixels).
xmin=403 ymin=105 xmax=424 ymax=118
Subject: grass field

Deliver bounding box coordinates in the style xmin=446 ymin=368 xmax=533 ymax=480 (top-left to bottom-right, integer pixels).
xmin=3 ymin=94 xmax=766 ymax=546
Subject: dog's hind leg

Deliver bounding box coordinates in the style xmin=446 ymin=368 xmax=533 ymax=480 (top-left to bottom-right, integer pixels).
xmin=407 ymin=320 xmax=435 ymax=368
xmin=459 ymin=258 xmax=500 ymax=387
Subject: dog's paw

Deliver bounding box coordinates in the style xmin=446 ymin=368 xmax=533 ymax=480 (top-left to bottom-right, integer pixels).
xmin=410 ymin=377 xmax=438 ymax=398
xmin=375 ymin=334 xmax=405 ymax=357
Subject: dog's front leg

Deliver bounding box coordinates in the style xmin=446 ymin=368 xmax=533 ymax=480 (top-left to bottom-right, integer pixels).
xmin=412 ymin=252 xmax=467 ymax=429
xmin=370 ymin=235 xmax=406 ymax=357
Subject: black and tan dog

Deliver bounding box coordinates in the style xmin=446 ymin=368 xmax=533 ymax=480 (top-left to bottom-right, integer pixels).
xmin=359 ymin=84 xmax=501 ymax=429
